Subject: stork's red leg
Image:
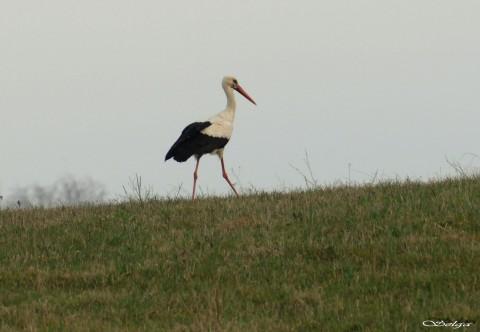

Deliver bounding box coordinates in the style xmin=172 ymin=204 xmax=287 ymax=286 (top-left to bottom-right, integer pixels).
xmin=221 ymin=157 xmax=239 ymax=197
xmin=192 ymin=157 xmax=200 ymax=201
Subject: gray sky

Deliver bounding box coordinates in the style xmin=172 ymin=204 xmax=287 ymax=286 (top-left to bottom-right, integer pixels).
xmin=1 ymin=0 xmax=479 ymax=198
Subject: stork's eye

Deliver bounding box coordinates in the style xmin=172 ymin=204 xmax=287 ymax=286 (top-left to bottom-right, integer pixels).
xmin=233 ymin=79 xmax=238 ymax=85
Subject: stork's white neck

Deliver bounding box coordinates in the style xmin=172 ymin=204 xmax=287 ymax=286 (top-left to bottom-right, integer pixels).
xmin=224 ymin=85 xmax=236 ymax=110
xmin=221 ymin=85 xmax=236 ymax=122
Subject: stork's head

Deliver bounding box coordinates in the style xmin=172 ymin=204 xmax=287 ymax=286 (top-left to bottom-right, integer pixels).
xmin=222 ymin=76 xmax=256 ymax=105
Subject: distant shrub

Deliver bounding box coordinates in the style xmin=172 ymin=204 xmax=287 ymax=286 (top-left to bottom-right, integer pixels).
xmin=5 ymin=176 xmax=106 ymax=208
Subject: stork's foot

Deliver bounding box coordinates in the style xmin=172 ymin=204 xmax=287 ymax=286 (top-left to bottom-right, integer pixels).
xmin=223 ymin=173 xmax=239 ymax=197
xmin=220 ymin=157 xmax=239 ymax=197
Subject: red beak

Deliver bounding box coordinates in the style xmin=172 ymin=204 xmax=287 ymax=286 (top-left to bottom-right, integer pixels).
xmin=234 ymin=84 xmax=256 ymax=106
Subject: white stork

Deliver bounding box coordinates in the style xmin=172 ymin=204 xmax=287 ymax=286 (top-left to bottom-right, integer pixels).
xmin=165 ymin=76 xmax=256 ymax=200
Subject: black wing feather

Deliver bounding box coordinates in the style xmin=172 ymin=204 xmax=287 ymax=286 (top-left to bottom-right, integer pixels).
xmin=165 ymin=121 xmax=213 ymax=162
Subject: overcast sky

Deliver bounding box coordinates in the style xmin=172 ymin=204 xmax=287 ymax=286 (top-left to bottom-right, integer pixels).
xmin=1 ymin=0 xmax=479 ymax=199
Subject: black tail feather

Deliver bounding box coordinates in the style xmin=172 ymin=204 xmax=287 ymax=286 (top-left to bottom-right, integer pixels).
xmin=165 ymin=146 xmax=192 ymax=162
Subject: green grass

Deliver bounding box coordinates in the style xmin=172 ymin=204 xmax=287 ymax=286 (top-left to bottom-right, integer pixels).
xmin=0 ymin=177 xmax=479 ymax=331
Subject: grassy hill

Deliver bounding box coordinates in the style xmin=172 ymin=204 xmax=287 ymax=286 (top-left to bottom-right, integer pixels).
xmin=0 ymin=177 xmax=479 ymax=331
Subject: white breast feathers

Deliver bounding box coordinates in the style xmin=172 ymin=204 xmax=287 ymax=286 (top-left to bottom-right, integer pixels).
xmin=201 ymin=119 xmax=233 ymax=139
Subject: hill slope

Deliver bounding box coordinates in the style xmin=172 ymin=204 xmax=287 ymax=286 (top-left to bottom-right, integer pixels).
xmin=0 ymin=177 xmax=479 ymax=331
